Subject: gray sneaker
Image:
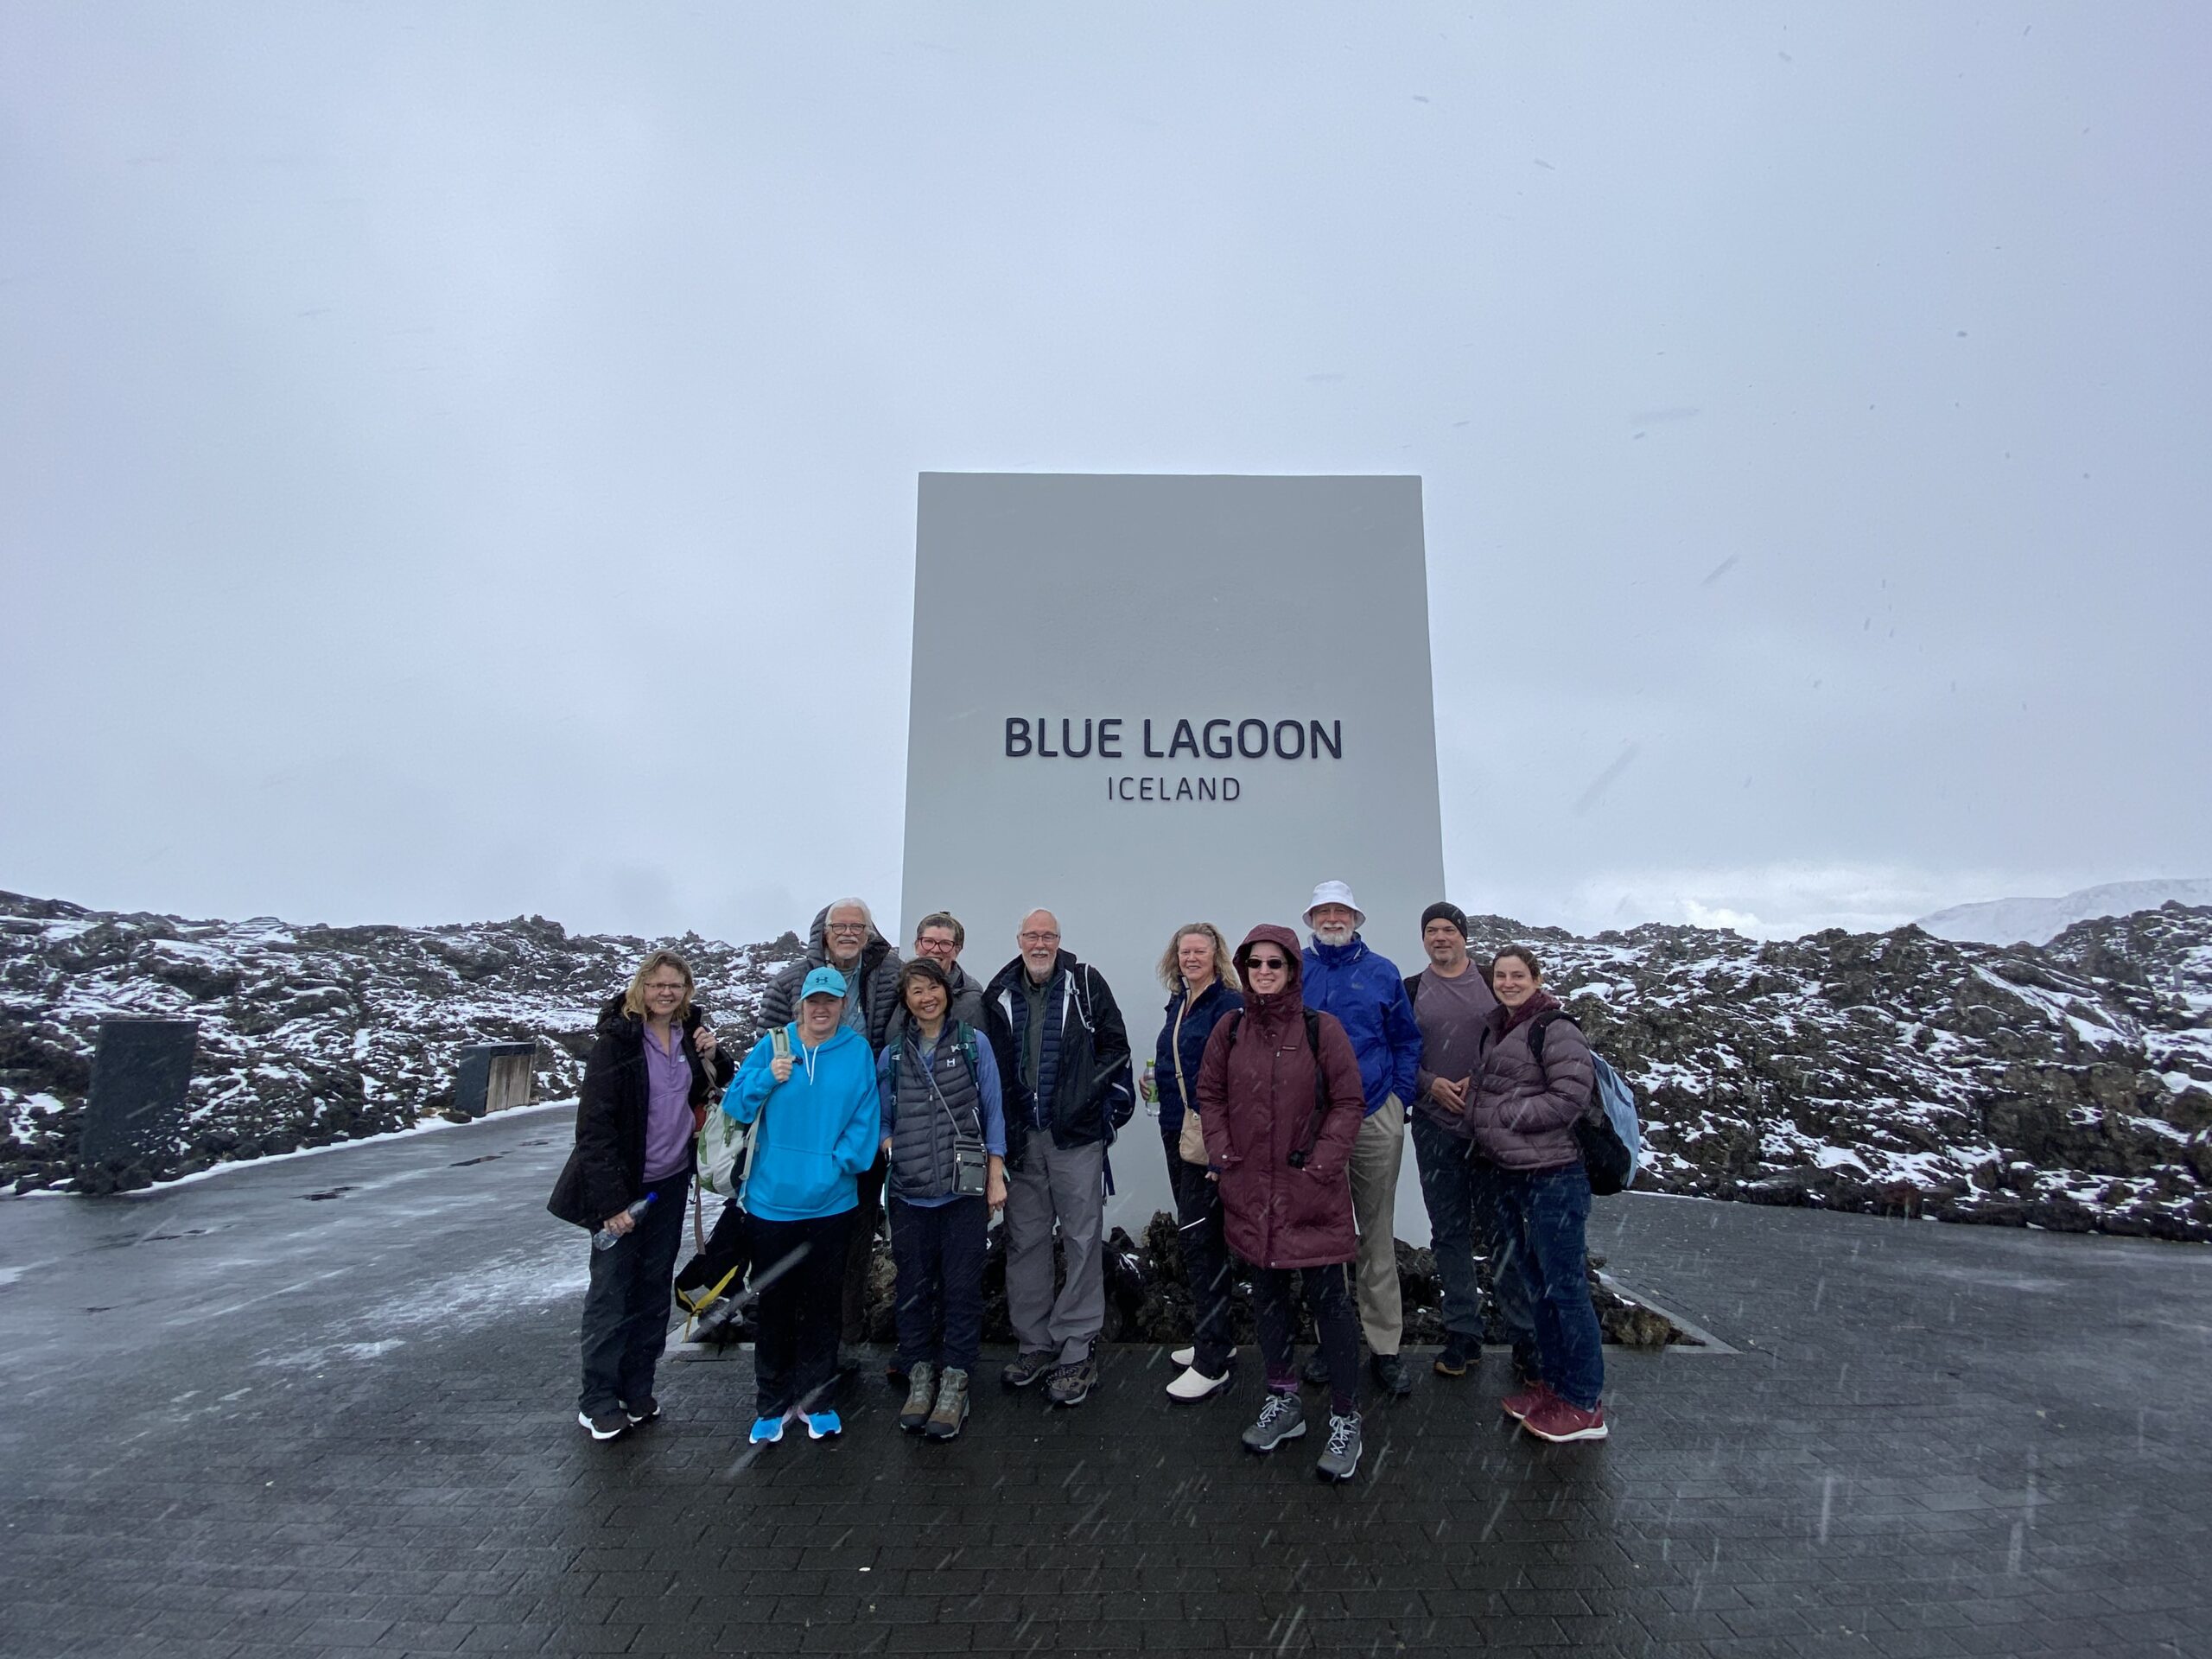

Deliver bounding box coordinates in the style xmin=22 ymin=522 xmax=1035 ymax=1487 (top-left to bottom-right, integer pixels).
xmin=897 ymin=1361 xmax=937 ymax=1433
xmin=1315 ymin=1411 xmax=1363 ymax=1481
xmin=925 ymin=1368 xmax=970 ymax=1440
xmin=1046 ymin=1350 xmax=1097 ymax=1408
xmin=1001 ymin=1349 xmax=1057 ymax=1389
xmin=1240 ymin=1390 xmax=1307 ymax=1452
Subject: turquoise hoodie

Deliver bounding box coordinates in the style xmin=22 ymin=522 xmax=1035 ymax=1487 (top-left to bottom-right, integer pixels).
xmin=725 ymin=1022 xmax=880 ymax=1222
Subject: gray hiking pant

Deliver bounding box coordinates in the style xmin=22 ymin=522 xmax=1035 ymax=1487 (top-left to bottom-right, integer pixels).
xmin=1004 ymin=1134 xmax=1107 ymax=1364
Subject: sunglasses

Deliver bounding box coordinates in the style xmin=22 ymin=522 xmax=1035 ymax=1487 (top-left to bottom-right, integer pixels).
xmin=1245 ymin=955 xmax=1290 ymax=971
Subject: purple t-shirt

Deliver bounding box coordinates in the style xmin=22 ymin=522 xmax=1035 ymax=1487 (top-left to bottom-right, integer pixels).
xmin=639 ymin=1025 xmax=696 ymax=1182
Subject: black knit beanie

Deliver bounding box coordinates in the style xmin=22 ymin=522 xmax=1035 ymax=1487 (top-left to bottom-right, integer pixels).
xmin=1421 ymin=901 xmax=1469 ymax=939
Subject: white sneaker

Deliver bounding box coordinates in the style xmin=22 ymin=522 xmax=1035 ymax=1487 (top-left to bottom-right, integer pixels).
xmin=1164 ymin=1363 xmax=1231 ymax=1403
xmin=1170 ymin=1344 xmax=1234 ymax=1369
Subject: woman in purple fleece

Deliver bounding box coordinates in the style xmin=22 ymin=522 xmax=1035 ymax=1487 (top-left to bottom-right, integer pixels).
xmin=549 ymin=950 xmax=734 ymax=1440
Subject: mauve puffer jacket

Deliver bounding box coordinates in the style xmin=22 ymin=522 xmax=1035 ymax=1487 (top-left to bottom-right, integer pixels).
xmin=1467 ymin=995 xmax=1595 ymax=1174
xmin=1197 ymin=924 xmax=1368 ymax=1269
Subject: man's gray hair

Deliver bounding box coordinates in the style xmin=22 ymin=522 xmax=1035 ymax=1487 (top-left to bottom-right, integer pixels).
xmin=1017 ymin=906 xmax=1060 ymax=934
xmin=823 ymin=895 xmax=875 ymax=928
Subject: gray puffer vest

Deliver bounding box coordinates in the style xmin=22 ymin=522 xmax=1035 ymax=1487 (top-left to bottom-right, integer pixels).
xmin=887 ymin=1022 xmax=985 ymax=1201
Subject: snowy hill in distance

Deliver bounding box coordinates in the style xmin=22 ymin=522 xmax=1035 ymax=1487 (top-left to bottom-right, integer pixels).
xmin=1918 ymin=880 xmax=2212 ymax=946
xmin=7 ymin=887 xmax=2212 ymax=1241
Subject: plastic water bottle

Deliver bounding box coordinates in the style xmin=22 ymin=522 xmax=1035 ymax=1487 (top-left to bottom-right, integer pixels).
xmin=592 ymin=1192 xmax=658 ymax=1251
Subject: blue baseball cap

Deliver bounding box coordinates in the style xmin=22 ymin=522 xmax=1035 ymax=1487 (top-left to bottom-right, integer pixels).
xmin=799 ymin=966 xmax=848 ymax=1001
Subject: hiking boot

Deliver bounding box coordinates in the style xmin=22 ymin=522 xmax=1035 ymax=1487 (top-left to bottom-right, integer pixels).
xmin=1370 ymin=1352 xmax=1413 ymax=1397
xmin=925 ymin=1369 xmax=970 ymax=1440
xmin=1315 ymin=1411 xmax=1363 ymax=1482
xmin=747 ymin=1413 xmax=785 ymax=1446
xmin=804 ymin=1409 xmax=844 ymax=1440
xmin=897 ymin=1362 xmax=938 ymax=1433
xmin=1046 ymin=1349 xmax=1097 ymax=1408
xmin=1433 ymin=1336 xmax=1477 ymax=1378
xmin=1521 ymin=1396 xmax=1608 ymax=1443
xmin=1164 ymin=1362 xmax=1231 ymax=1403
xmin=577 ymin=1408 xmax=628 ymax=1441
xmin=1001 ymin=1349 xmax=1057 ymax=1389
xmin=1240 ymin=1389 xmax=1307 ymax=1452
xmin=1300 ymin=1351 xmax=1331 ymax=1387
xmin=622 ymin=1396 xmax=661 ymax=1425
xmin=1500 ymin=1380 xmax=1554 ymax=1422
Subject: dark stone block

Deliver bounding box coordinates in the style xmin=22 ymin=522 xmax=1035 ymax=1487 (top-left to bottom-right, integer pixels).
xmin=79 ymin=1018 xmax=197 ymax=1166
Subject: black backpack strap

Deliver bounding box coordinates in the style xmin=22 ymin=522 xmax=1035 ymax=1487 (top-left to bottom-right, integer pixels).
xmin=1403 ymin=973 xmax=1421 ymax=1006
xmin=1291 ymin=1010 xmax=1333 ymax=1165
xmin=1527 ymin=1008 xmax=1574 ymax=1069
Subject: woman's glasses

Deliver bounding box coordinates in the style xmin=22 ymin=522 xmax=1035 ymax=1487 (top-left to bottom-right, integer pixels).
xmin=1246 ymin=955 xmax=1289 ymax=972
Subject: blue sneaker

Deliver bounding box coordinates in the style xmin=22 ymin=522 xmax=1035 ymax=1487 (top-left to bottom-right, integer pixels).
xmin=804 ymin=1409 xmax=843 ymax=1440
xmin=748 ymin=1414 xmax=785 ymax=1446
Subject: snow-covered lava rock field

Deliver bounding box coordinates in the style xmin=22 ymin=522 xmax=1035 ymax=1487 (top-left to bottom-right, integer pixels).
xmin=4 ymin=889 xmax=2209 ymax=1239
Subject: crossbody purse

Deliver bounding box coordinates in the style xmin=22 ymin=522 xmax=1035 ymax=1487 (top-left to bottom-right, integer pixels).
xmin=923 ymin=1032 xmax=990 ymax=1198
xmin=1173 ymin=995 xmax=1210 ymax=1166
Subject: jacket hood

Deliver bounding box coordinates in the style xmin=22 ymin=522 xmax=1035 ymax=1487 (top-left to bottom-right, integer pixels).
xmin=1232 ymin=924 xmax=1306 ymax=1013
xmin=786 ymin=1018 xmax=865 ymax=1056
xmin=804 ymin=905 xmax=891 ymax=969
xmin=1307 ymin=932 xmax=1370 ymax=969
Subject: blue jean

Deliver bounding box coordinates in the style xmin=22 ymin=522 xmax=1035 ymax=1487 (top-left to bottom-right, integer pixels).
xmin=576 ymin=1170 xmax=690 ymax=1415
xmin=889 ymin=1195 xmax=988 ymax=1373
xmin=1410 ymin=1116 xmax=1535 ymax=1369
xmin=1465 ymin=1154 xmax=1541 ymax=1380
xmin=1497 ymin=1164 xmax=1605 ymax=1410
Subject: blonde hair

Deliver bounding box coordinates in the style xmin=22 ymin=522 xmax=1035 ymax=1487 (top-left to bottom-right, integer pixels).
xmin=623 ymin=950 xmax=696 ymax=1021
xmin=1157 ymin=922 xmax=1240 ymax=995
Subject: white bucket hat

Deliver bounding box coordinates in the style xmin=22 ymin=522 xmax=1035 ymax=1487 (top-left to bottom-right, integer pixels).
xmin=1303 ymin=880 xmax=1365 ymax=929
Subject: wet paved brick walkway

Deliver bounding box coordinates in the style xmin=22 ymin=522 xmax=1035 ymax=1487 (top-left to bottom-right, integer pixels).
xmin=1 ymin=1107 xmax=2208 ymax=1658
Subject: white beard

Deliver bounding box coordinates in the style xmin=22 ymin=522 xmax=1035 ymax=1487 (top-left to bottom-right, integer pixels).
xmin=1313 ymin=924 xmax=1355 ymax=947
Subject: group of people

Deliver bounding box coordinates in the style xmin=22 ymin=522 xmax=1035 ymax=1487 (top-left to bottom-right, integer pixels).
xmin=549 ymin=880 xmax=1611 ymax=1482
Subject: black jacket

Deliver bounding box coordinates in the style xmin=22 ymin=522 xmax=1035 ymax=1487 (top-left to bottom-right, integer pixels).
xmin=760 ymin=906 xmax=903 ymax=1050
xmin=1153 ymin=977 xmax=1239 ymax=1139
xmin=547 ymin=995 xmax=736 ymax=1229
xmin=983 ymin=949 xmax=1134 ymax=1154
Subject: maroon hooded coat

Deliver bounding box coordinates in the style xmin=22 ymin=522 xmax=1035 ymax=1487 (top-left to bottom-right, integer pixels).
xmin=1196 ymin=924 xmax=1367 ymax=1269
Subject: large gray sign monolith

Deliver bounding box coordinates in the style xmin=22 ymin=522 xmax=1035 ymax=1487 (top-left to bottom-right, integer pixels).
xmin=899 ymin=473 xmax=1446 ymax=1224
xmin=80 ymin=1018 xmax=199 ymax=1168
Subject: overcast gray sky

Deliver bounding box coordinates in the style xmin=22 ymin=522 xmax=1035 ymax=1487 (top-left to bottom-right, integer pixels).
xmin=4 ymin=3 xmax=2207 ymax=947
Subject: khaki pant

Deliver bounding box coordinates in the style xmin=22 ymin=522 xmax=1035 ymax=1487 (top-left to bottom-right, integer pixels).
xmin=1348 ymin=1093 xmax=1406 ymax=1355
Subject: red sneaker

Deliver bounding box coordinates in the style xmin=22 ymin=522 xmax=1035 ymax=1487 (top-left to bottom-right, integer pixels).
xmin=1521 ymin=1396 xmax=1608 ymax=1442
xmin=1499 ymin=1380 xmax=1554 ymax=1422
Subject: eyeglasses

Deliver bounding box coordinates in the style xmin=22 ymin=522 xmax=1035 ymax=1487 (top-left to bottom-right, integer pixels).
xmin=1019 ymin=931 xmax=1060 ymax=944
xmin=1245 ymin=956 xmax=1289 ymax=972
xmin=826 ymin=923 xmax=868 ymax=935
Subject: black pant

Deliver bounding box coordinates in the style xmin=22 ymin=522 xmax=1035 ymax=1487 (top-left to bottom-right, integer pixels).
xmin=1164 ymin=1127 xmax=1234 ymax=1375
xmin=889 ymin=1194 xmax=988 ymax=1373
xmin=577 ymin=1171 xmax=690 ymax=1414
xmin=1249 ymin=1258 xmax=1360 ymax=1415
xmin=749 ymin=1210 xmax=853 ymax=1419
xmin=841 ymin=1150 xmax=887 ymax=1344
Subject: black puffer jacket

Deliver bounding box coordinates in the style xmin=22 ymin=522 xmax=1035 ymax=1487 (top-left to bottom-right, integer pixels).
xmin=547 ymin=995 xmax=736 ymax=1229
xmin=760 ymin=906 xmax=902 ymax=1049
xmin=983 ymin=949 xmax=1134 ymax=1154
